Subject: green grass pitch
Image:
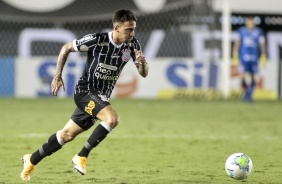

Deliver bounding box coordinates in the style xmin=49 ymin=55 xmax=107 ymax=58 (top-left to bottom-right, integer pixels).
xmin=0 ymin=98 xmax=281 ymax=183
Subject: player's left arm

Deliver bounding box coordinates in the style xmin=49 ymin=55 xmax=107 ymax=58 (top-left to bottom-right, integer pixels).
xmin=232 ymin=30 xmax=241 ymax=66
xmin=134 ymin=49 xmax=148 ymax=78
xmin=259 ymin=31 xmax=267 ymax=66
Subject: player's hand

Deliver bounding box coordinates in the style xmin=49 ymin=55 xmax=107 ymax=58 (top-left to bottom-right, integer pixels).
xmin=134 ymin=49 xmax=146 ymax=65
xmin=51 ymin=76 xmax=65 ymax=96
xmin=260 ymin=54 xmax=267 ymax=67
xmin=232 ymin=54 xmax=239 ymax=66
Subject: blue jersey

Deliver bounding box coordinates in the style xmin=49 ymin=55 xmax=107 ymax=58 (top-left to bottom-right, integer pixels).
xmin=237 ymin=27 xmax=265 ymax=63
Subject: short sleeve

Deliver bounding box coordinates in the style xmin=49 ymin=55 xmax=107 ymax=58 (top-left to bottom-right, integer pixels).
xmin=73 ymin=34 xmax=97 ymax=52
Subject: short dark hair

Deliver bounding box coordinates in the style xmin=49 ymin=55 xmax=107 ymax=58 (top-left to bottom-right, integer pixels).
xmin=245 ymin=15 xmax=254 ymax=19
xmin=112 ymin=9 xmax=137 ymax=23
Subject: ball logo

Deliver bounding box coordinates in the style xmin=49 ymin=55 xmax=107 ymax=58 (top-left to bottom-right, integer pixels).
xmin=85 ymin=100 xmax=95 ymax=115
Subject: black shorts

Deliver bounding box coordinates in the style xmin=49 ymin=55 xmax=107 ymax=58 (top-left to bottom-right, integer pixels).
xmin=71 ymin=91 xmax=110 ymax=130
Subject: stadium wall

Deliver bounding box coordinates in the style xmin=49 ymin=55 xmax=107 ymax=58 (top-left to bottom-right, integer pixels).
xmin=0 ymin=56 xmax=277 ymax=100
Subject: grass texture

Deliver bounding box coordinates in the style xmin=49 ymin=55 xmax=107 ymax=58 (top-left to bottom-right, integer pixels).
xmin=0 ymin=98 xmax=281 ymax=184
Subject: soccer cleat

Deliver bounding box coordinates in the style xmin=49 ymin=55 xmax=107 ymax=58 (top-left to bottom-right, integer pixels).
xmin=20 ymin=154 xmax=35 ymax=181
xmin=71 ymin=154 xmax=87 ymax=175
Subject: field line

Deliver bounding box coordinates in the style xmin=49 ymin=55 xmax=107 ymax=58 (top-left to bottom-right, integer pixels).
xmin=6 ymin=133 xmax=281 ymax=140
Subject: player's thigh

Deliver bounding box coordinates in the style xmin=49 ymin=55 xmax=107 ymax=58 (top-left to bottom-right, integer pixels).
xmin=71 ymin=106 xmax=96 ymax=131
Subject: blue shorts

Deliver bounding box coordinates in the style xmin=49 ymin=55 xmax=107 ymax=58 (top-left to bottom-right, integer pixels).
xmin=240 ymin=61 xmax=258 ymax=74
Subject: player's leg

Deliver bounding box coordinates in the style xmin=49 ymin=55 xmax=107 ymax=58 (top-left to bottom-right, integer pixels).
xmin=77 ymin=105 xmax=118 ymax=157
xmin=241 ymin=73 xmax=249 ymax=101
xmin=31 ymin=119 xmax=84 ymax=164
xmin=73 ymin=105 xmax=118 ymax=175
xmin=241 ymin=61 xmax=254 ymax=101
xmin=241 ymin=73 xmax=248 ymax=91
xmin=20 ymin=119 xmax=84 ymax=181
xmin=245 ymin=73 xmax=256 ymax=102
xmin=72 ymin=92 xmax=118 ymax=175
xmin=244 ymin=62 xmax=258 ymax=102
xmin=239 ymin=60 xmax=248 ymax=100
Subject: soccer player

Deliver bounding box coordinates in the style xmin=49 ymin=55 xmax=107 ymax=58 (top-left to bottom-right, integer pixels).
xmin=232 ymin=16 xmax=267 ymax=102
xmin=20 ymin=9 xmax=148 ymax=181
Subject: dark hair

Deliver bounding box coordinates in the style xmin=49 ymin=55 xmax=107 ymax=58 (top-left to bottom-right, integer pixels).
xmin=112 ymin=9 xmax=137 ymax=23
xmin=245 ymin=15 xmax=254 ymax=19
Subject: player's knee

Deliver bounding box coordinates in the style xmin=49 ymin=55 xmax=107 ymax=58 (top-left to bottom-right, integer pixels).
xmin=60 ymin=130 xmax=76 ymax=143
xmin=106 ymin=116 xmax=119 ymax=129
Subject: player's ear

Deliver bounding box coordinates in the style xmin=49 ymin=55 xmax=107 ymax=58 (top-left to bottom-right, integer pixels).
xmin=113 ymin=23 xmax=119 ymax=32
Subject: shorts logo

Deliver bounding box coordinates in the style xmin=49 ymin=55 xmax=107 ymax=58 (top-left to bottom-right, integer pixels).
xmin=85 ymin=100 xmax=95 ymax=115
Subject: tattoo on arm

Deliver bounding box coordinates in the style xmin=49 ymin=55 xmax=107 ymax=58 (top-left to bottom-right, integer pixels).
xmin=54 ymin=42 xmax=74 ymax=79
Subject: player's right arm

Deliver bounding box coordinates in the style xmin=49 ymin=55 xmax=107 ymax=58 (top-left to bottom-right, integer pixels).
xmin=51 ymin=42 xmax=75 ymax=96
xmin=258 ymin=30 xmax=267 ymax=67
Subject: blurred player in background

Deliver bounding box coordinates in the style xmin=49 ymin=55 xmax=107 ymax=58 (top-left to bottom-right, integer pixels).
xmin=232 ymin=16 xmax=267 ymax=102
xmin=20 ymin=9 xmax=148 ymax=181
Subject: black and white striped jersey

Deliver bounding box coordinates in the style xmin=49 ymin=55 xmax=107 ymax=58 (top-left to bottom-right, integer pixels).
xmin=72 ymin=31 xmax=142 ymax=98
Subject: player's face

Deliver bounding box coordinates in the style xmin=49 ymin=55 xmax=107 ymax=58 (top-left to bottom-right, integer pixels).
xmin=246 ymin=18 xmax=255 ymax=29
xmin=118 ymin=21 xmax=136 ymax=44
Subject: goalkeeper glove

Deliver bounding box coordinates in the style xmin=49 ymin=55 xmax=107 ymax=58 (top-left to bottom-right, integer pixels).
xmin=232 ymin=53 xmax=239 ymax=66
xmin=260 ymin=54 xmax=267 ymax=67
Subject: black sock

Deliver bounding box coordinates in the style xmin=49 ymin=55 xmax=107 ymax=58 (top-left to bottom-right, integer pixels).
xmin=241 ymin=80 xmax=248 ymax=90
xmin=30 ymin=133 xmax=63 ymax=165
xmin=78 ymin=124 xmax=110 ymax=158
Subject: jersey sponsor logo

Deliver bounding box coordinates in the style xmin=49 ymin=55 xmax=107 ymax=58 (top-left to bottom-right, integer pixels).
xmin=85 ymin=100 xmax=95 ymax=115
xmin=95 ymin=63 xmax=119 ymax=80
xmin=80 ymin=45 xmax=89 ymax=51
xmin=121 ymin=48 xmax=131 ymax=62
xmin=243 ymin=37 xmax=256 ymax=47
xmin=98 ymin=63 xmax=117 ymax=71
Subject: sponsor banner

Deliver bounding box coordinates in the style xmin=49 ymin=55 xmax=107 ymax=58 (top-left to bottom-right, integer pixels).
xmin=14 ymin=57 xmax=278 ymax=100
xmin=120 ymin=58 xmax=278 ymax=100
xmin=16 ymin=57 xmax=85 ymax=97
xmin=126 ymin=58 xmax=222 ymax=98
xmin=0 ymin=57 xmax=15 ymax=96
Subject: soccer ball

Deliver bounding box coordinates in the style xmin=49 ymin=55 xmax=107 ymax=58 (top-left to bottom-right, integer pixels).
xmin=225 ymin=153 xmax=253 ymax=180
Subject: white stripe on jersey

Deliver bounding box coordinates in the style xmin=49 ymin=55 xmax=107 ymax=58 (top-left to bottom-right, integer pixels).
xmin=87 ymin=36 xmax=100 ymax=91
xmin=96 ymin=36 xmax=110 ymax=92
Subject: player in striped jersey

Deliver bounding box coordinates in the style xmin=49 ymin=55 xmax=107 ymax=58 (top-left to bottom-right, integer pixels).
xmin=232 ymin=16 xmax=267 ymax=102
xmin=21 ymin=9 xmax=148 ymax=181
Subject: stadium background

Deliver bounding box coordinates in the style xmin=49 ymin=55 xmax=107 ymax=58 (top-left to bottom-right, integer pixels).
xmin=0 ymin=0 xmax=282 ymax=100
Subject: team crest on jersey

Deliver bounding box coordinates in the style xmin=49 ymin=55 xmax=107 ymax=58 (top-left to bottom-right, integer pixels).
xmin=122 ymin=49 xmax=131 ymax=62
xmin=85 ymin=100 xmax=95 ymax=115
